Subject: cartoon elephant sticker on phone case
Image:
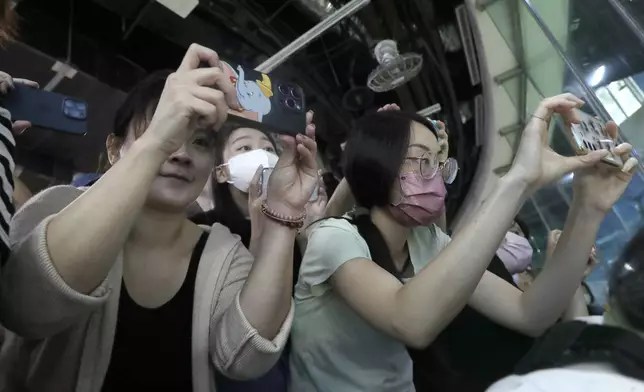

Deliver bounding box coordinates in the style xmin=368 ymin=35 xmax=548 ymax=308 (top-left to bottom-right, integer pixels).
xmin=235 ymin=65 xmax=273 ymax=122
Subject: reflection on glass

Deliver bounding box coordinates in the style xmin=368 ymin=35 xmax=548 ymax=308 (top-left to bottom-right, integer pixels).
xmin=608 ymin=80 xmax=642 ymax=117
xmin=596 ymin=87 xmax=628 ymax=124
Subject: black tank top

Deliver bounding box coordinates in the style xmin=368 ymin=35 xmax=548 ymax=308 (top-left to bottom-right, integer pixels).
xmin=102 ymin=232 xmax=208 ymax=391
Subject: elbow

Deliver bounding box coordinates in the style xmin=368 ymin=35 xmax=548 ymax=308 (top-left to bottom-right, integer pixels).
xmin=391 ymin=319 xmax=438 ymax=349
xmin=515 ymin=312 xmax=551 ymax=338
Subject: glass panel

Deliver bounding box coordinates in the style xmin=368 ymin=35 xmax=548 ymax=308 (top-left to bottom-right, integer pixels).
xmin=596 ymin=86 xmax=628 ymax=124
xmin=608 ymin=80 xmax=641 ymax=117
xmin=487 ymin=0 xmax=644 ymax=304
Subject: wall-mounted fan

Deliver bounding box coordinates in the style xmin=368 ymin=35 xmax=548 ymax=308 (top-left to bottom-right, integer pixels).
xmin=367 ymin=40 xmax=423 ymax=92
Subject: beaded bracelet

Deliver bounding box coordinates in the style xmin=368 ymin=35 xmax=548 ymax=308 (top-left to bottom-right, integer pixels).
xmin=260 ymin=201 xmax=306 ymax=229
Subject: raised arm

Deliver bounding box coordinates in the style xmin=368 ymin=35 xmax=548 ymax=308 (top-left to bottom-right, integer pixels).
xmin=43 ymin=45 xmax=238 ymax=294
xmin=328 ymin=95 xmax=609 ymax=348
xmin=469 ymin=121 xmax=636 ymax=336
xmin=239 ymin=114 xmax=318 ymax=339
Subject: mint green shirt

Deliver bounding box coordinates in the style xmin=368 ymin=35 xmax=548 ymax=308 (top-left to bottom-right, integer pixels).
xmin=290 ymin=218 xmax=451 ymax=392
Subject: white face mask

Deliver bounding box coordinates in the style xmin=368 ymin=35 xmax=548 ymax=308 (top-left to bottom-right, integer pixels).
xmin=221 ymin=149 xmax=278 ymax=192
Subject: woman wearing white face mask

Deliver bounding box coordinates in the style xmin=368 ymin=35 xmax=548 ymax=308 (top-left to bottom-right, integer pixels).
xmin=190 ymin=117 xmax=326 ymax=392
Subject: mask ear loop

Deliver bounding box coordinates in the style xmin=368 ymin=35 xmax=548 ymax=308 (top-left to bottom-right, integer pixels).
xmin=391 ymin=172 xmax=407 ymax=207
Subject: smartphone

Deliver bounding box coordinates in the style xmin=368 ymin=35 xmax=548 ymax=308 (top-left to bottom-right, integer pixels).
xmin=261 ymin=167 xmax=318 ymax=202
xmin=563 ymin=110 xmax=623 ymax=168
xmin=216 ymin=61 xmax=306 ymax=137
xmin=2 ymin=84 xmax=88 ymax=135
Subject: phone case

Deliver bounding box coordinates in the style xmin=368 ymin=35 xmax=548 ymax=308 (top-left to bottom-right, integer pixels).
xmin=219 ymin=61 xmax=306 ymax=137
xmin=261 ymin=167 xmax=318 ymax=201
xmin=2 ymin=84 xmax=88 ymax=135
xmin=563 ymin=110 xmax=623 ymax=168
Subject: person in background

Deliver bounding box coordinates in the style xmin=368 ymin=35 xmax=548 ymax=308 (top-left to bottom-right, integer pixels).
xmin=547 ymin=229 xmax=601 ymax=318
xmin=190 ymin=118 xmax=324 ymax=392
xmin=487 ymin=227 xmax=644 ymax=392
xmin=497 ymin=218 xmax=534 ymax=280
xmin=0 ymin=44 xmax=318 ymax=391
xmin=290 ymin=94 xmax=638 ymax=392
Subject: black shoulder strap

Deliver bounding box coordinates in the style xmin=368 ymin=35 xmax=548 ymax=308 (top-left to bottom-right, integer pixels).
xmin=516 ymin=321 xmax=644 ymax=381
xmin=515 ymin=321 xmax=587 ymax=373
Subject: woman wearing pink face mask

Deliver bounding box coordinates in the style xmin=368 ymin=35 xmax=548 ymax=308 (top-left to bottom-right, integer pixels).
xmin=497 ymin=230 xmax=534 ymax=277
xmin=289 ymin=95 xmax=639 ymax=392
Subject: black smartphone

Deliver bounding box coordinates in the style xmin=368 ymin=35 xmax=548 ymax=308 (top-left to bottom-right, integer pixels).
xmin=217 ymin=61 xmax=306 ymax=137
xmin=261 ymin=167 xmax=318 ymax=201
xmin=2 ymin=84 xmax=88 ymax=135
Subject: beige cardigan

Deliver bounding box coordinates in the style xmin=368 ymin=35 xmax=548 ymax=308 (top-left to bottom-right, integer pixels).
xmin=0 ymin=186 xmax=293 ymax=392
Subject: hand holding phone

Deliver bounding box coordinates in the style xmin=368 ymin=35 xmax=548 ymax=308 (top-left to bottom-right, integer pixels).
xmin=261 ymin=167 xmax=318 ymax=202
xmin=2 ymin=83 xmax=88 ymax=135
xmin=563 ymin=111 xmax=623 ymax=168
xmin=212 ymin=61 xmax=307 ymax=137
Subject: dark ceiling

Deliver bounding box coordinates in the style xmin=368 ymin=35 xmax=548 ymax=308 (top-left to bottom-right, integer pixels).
xmin=566 ymin=0 xmax=644 ymax=90
xmin=2 ymin=0 xmax=484 ymax=223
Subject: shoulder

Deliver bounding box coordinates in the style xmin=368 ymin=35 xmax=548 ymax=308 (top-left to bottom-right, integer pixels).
xmin=298 ymin=218 xmax=370 ymax=292
xmin=308 ymin=217 xmax=367 ymax=250
xmin=11 ymin=185 xmax=83 ymax=244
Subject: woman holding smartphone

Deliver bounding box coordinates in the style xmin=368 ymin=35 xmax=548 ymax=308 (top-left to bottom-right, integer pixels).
xmin=190 ymin=118 xmax=325 ymax=392
xmin=0 ymin=44 xmax=318 ymax=391
xmin=289 ymin=95 xmax=638 ymax=391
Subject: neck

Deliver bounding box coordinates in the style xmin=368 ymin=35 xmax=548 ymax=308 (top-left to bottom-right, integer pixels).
xmin=370 ymin=207 xmax=411 ymax=259
xmin=128 ymin=207 xmax=187 ymax=247
xmin=230 ymin=186 xmax=250 ymax=218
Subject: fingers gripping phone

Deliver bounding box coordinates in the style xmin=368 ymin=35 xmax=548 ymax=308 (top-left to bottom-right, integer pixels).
xmin=213 ymin=61 xmax=306 ymax=137
xmin=563 ymin=110 xmax=623 ymax=168
xmin=261 ymin=167 xmax=318 ymax=202
xmin=2 ymin=84 xmax=88 ymax=135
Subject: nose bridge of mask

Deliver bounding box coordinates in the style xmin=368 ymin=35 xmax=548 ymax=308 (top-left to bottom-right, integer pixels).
xmin=226 ymin=149 xmax=278 ymax=191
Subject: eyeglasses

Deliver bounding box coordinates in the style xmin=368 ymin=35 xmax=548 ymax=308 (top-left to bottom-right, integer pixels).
xmin=402 ymin=153 xmax=459 ymax=184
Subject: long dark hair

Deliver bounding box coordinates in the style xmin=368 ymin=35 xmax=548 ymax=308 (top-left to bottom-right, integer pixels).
xmin=343 ymin=110 xmax=437 ymax=276
xmin=609 ymin=227 xmax=644 ymax=330
xmin=190 ymin=123 xmax=277 ymax=246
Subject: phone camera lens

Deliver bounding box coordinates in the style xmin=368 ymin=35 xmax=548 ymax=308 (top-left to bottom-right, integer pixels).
xmin=290 ymin=87 xmax=302 ymax=99
xmin=285 ymin=98 xmax=296 ymax=110
xmin=278 ymin=84 xmax=290 ymax=95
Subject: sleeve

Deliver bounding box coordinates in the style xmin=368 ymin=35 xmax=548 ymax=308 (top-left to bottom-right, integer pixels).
xmin=299 ymin=219 xmax=370 ymax=291
xmin=0 ymin=185 xmax=109 ymax=338
xmin=0 ymin=107 xmax=16 ymax=266
xmin=432 ymin=224 xmax=451 ymax=251
xmin=209 ymin=239 xmax=293 ymax=380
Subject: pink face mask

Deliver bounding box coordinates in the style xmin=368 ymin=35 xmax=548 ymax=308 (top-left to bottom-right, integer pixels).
xmin=497 ymin=232 xmax=533 ymax=274
xmin=388 ymin=171 xmax=447 ymax=227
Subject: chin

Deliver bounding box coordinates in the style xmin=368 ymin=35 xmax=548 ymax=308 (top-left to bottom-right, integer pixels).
xmin=147 ymin=183 xmax=199 ymax=213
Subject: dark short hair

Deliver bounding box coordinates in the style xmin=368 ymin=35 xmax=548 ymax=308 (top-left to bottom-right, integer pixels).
xmin=344 ymin=110 xmax=437 ymax=210
xmin=113 ymin=70 xmax=172 ymax=138
xmin=609 ymin=227 xmax=644 ymax=329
